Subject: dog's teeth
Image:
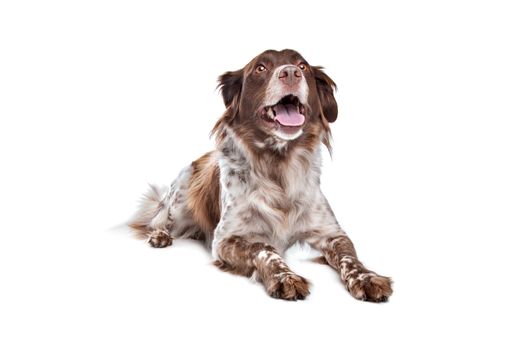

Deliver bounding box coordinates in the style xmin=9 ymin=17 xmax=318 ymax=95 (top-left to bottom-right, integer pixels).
xmin=267 ymin=108 xmax=275 ymax=119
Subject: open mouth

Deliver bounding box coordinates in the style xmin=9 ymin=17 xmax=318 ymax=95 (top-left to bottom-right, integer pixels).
xmin=261 ymin=95 xmax=306 ymax=135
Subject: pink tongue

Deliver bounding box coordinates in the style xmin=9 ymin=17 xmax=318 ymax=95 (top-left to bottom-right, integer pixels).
xmin=273 ymin=104 xmax=305 ymax=126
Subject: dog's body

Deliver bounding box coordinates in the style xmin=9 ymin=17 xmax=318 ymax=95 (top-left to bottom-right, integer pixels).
xmin=130 ymin=49 xmax=392 ymax=301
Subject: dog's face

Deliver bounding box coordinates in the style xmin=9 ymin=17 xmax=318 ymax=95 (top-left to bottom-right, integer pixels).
xmin=218 ymin=49 xmax=337 ymax=146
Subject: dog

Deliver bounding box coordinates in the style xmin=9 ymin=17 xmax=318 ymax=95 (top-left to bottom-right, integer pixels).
xmin=130 ymin=49 xmax=393 ymax=301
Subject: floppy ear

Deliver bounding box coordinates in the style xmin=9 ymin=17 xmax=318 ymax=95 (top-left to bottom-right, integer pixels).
xmin=313 ymin=66 xmax=338 ymax=123
xmin=218 ymin=69 xmax=243 ymax=108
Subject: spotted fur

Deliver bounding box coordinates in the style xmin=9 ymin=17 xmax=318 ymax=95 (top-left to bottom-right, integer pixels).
xmin=129 ymin=49 xmax=393 ymax=301
xmin=308 ymin=235 xmax=393 ymax=301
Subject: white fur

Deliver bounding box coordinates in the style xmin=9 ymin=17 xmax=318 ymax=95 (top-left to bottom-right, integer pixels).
xmin=129 ymin=184 xmax=169 ymax=231
xmin=272 ymin=128 xmax=303 ymax=141
xmin=211 ymin=131 xmax=340 ymax=258
xmin=264 ymin=64 xmax=309 ymax=106
xmin=263 ymin=65 xmax=310 ymax=141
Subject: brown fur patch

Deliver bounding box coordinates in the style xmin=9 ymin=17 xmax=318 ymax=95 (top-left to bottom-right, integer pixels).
xmin=129 ymin=222 xmax=149 ymax=239
xmin=348 ymin=275 xmax=393 ymax=302
xmin=312 ymin=256 xmax=329 ymax=265
xmin=311 ymin=234 xmax=393 ymax=302
xmin=214 ymin=236 xmax=269 ymax=277
xmin=147 ymin=229 xmax=173 ymax=248
xmin=267 ymin=273 xmax=310 ymax=301
xmin=323 ymin=235 xmax=359 ymax=266
xmin=186 ymin=152 xmax=221 ymax=236
xmin=215 ymin=235 xmax=310 ymax=300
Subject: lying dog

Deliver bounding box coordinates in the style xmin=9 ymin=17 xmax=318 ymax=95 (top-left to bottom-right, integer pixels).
xmin=130 ymin=49 xmax=392 ymax=301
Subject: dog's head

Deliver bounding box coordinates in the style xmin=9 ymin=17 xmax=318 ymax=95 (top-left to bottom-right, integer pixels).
xmin=215 ymin=49 xmax=337 ymax=151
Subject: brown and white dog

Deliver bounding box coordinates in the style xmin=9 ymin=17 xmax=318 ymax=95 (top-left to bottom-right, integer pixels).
xmin=130 ymin=49 xmax=393 ymax=302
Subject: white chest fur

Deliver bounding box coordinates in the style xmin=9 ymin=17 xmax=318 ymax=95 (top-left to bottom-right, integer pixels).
xmin=211 ymin=134 xmax=333 ymax=257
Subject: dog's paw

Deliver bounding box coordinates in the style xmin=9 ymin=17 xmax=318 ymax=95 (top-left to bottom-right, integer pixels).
xmin=346 ymin=273 xmax=393 ymax=302
xmin=267 ymin=273 xmax=310 ymax=301
xmin=147 ymin=229 xmax=173 ymax=248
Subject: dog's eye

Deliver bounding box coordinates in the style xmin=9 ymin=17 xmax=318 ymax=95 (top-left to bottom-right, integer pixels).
xmin=256 ymin=64 xmax=267 ymax=73
xmin=298 ymin=63 xmax=307 ymax=71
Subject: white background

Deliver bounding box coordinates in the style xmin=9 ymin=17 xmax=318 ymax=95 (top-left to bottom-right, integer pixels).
xmin=1 ymin=0 xmax=524 ymax=349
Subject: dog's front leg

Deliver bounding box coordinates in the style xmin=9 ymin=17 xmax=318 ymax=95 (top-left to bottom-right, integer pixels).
xmin=308 ymin=233 xmax=393 ymax=302
xmin=214 ymin=235 xmax=310 ymax=300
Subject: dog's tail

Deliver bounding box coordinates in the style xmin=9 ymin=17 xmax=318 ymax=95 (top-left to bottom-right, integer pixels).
xmin=128 ymin=184 xmax=171 ymax=238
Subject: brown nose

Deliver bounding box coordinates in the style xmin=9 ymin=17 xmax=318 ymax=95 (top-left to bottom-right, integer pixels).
xmin=278 ymin=66 xmax=302 ymax=86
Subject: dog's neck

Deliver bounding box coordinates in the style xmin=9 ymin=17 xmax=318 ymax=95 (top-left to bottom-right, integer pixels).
xmin=217 ymin=126 xmax=323 ymax=194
